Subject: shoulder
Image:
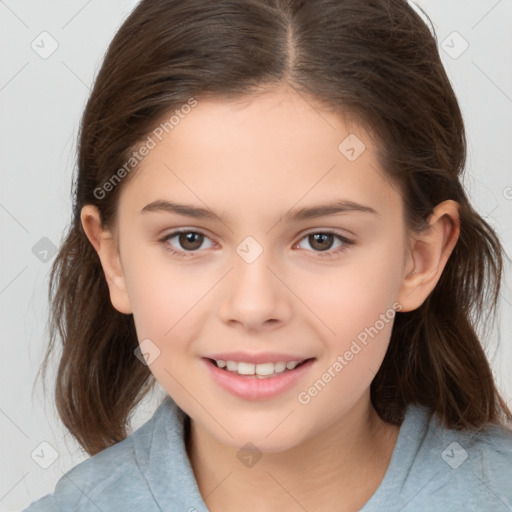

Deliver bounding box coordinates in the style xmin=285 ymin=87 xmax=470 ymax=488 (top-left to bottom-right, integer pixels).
xmin=22 ymin=402 xmax=170 ymax=512
xmin=434 ymin=418 xmax=512 ymax=504
xmin=22 ymin=435 xmax=157 ymax=512
xmin=396 ymin=405 xmax=512 ymax=511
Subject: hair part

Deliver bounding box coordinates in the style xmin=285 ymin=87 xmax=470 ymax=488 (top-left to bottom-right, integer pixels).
xmin=36 ymin=0 xmax=511 ymax=456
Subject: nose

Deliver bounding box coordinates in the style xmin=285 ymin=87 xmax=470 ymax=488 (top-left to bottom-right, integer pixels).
xmin=218 ymin=247 xmax=292 ymax=332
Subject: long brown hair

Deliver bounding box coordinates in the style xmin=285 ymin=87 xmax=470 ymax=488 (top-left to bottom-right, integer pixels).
xmin=35 ymin=0 xmax=512 ymax=456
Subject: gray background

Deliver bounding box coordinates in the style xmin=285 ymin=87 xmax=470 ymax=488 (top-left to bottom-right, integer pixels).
xmin=1 ymin=1 xmax=511 ymax=510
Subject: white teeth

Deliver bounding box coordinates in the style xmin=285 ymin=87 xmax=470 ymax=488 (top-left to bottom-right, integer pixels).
xmin=237 ymin=362 xmax=255 ymax=375
xmin=214 ymin=359 xmax=304 ymax=376
xmin=255 ymin=362 xmax=275 ymax=376
xmin=226 ymin=360 xmax=238 ymax=371
xmin=274 ymin=362 xmax=287 ymax=373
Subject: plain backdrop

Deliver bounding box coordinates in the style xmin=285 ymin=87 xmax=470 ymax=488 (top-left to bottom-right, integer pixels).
xmin=1 ymin=1 xmax=511 ymax=510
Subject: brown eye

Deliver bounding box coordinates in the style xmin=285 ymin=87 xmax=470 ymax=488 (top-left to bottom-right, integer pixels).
xmin=308 ymin=233 xmax=335 ymax=251
xmin=161 ymin=230 xmax=214 ymax=256
xmin=296 ymin=230 xmax=354 ymax=258
xmin=178 ymin=232 xmax=204 ymax=251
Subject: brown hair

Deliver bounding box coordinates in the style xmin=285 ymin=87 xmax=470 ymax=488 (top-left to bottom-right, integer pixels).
xmin=36 ymin=0 xmax=511 ymax=456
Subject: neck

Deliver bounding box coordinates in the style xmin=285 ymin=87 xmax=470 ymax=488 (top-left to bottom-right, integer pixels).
xmin=186 ymin=395 xmax=400 ymax=512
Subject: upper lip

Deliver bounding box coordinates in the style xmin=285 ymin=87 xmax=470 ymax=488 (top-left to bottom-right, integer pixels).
xmin=203 ymin=352 xmax=313 ymax=364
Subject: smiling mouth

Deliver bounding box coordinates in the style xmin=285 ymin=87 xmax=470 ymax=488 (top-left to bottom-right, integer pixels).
xmin=206 ymin=358 xmax=314 ymax=378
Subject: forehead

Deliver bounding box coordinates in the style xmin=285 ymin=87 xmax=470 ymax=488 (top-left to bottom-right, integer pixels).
xmin=118 ymin=88 xmax=401 ymax=223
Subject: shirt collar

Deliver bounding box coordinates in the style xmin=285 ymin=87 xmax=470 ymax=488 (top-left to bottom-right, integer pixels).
xmin=133 ymin=395 xmax=431 ymax=511
xmin=133 ymin=395 xmax=210 ymax=511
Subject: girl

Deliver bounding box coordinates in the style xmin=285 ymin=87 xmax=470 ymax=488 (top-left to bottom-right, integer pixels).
xmin=25 ymin=0 xmax=512 ymax=511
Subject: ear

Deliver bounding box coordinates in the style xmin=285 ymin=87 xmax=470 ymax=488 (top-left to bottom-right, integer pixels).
xmin=397 ymin=200 xmax=460 ymax=312
xmin=80 ymin=205 xmax=133 ymax=314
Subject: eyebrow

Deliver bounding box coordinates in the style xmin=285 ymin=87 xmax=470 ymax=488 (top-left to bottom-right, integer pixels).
xmin=140 ymin=199 xmax=378 ymax=223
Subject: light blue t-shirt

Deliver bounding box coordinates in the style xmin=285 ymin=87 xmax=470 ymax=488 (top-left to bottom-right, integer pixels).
xmin=23 ymin=395 xmax=512 ymax=511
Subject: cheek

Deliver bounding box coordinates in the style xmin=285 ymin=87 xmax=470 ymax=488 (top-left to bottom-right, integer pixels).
xmin=297 ymin=240 xmax=404 ymax=341
xmin=295 ymin=267 xmax=399 ymax=418
xmin=292 ymin=236 xmax=404 ymax=407
xmin=122 ymin=244 xmax=203 ymax=343
xmin=123 ymin=250 xmax=209 ymax=403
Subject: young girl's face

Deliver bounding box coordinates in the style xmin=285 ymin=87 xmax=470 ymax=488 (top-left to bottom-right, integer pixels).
xmin=103 ymin=88 xmax=415 ymax=452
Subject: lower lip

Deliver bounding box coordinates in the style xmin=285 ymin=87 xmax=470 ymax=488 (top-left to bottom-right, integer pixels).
xmin=202 ymin=358 xmax=315 ymax=400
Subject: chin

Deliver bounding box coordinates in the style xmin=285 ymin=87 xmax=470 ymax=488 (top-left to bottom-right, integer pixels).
xmin=208 ymin=418 xmax=312 ymax=454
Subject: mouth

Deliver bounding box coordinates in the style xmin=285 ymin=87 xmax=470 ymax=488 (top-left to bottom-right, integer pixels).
xmin=205 ymin=357 xmax=315 ymax=379
xmin=201 ymin=351 xmax=317 ymax=400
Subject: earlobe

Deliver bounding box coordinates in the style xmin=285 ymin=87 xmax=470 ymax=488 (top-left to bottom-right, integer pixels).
xmin=397 ymin=200 xmax=460 ymax=312
xmin=80 ymin=205 xmax=133 ymax=314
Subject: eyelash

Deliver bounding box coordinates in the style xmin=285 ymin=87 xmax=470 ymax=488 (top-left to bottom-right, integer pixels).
xmin=159 ymin=228 xmax=354 ymax=259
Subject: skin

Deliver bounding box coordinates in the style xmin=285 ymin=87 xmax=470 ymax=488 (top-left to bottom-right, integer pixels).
xmin=81 ymin=85 xmax=460 ymax=512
